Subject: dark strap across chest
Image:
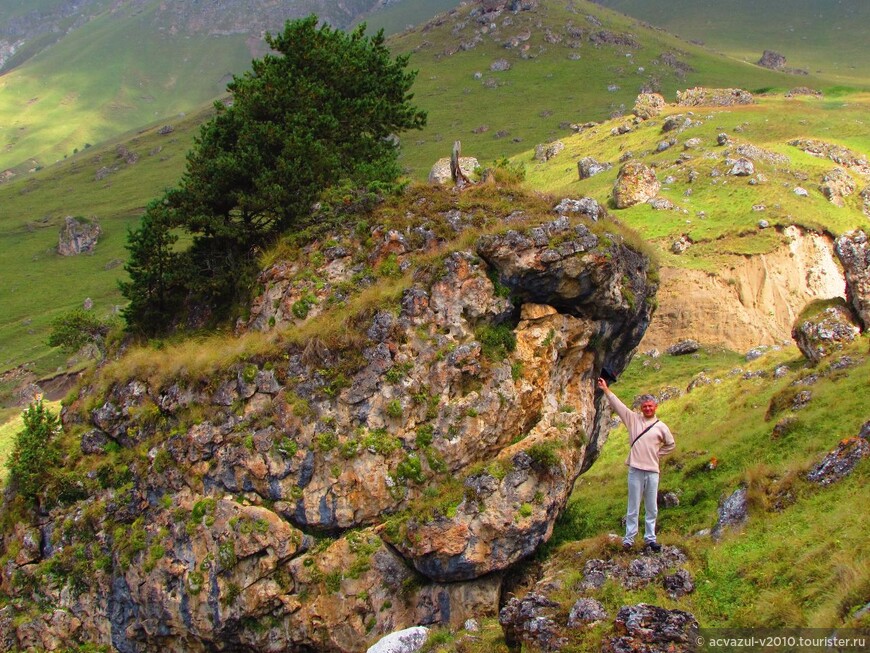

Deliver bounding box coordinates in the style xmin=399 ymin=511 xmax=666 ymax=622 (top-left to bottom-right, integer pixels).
xmin=630 ymin=420 xmax=660 ymax=449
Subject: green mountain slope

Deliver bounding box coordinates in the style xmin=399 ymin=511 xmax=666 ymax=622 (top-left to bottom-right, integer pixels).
xmin=593 ymin=0 xmax=870 ymax=85
xmin=0 ymin=0 xmax=441 ymax=174
xmin=389 ymin=0 xmax=840 ymax=180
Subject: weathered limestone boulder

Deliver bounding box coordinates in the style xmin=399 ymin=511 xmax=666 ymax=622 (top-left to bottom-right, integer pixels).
xmin=676 ymin=87 xmax=754 ymax=107
xmin=788 ymin=139 xmax=870 ymax=176
xmin=792 ymin=301 xmax=861 ymax=363
xmin=666 ymin=339 xmax=700 ymax=356
xmin=632 ymin=92 xmax=666 ymax=119
xmin=834 ymin=230 xmax=869 ymax=330
xmin=603 ymin=604 xmax=699 ymax=653
xmin=820 ymin=168 xmax=856 ymax=207
xmin=578 ymin=156 xmax=612 ymax=179
xmin=807 ymin=421 xmax=870 ymax=486
xmin=553 ymin=197 xmax=605 ymax=221
xmin=500 ymin=593 xmax=566 ymax=652
xmin=757 ymin=50 xmax=787 ymax=70
xmin=57 ymin=216 xmax=101 ymax=256
xmin=568 ymin=598 xmax=608 ymax=626
xmin=612 ymin=162 xmax=660 ymax=208
xmin=428 ymin=157 xmax=479 ymax=184
xmin=711 ymin=486 xmax=748 ymax=539
xmin=366 ymin=626 xmax=429 ymax=653
xmin=728 ymin=158 xmax=755 ymax=176
xmin=534 ymin=140 xmax=564 ymax=162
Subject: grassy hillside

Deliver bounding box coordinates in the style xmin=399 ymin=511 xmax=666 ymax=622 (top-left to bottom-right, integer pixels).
xmin=388 ymin=0 xmax=836 ymax=180
xmin=593 ymin=0 xmax=870 ymax=87
xmin=0 ymin=3 xmax=251 ymax=174
xmin=0 ymin=109 xmax=206 ymax=393
xmin=522 ymin=92 xmax=870 ymax=266
xmin=354 ymin=0 xmax=462 ymax=35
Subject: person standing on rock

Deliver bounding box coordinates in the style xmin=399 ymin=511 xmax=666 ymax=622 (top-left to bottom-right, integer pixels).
xmin=597 ymin=377 xmax=675 ymax=552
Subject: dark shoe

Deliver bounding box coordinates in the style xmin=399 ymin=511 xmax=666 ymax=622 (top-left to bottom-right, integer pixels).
xmin=622 ymin=541 xmax=633 ymax=552
xmin=644 ymin=541 xmax=662 ymax=553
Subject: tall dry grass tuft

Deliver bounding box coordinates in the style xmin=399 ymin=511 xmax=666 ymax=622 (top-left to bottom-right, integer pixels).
xmin=100 ymin=330 xmax=281 ymax=390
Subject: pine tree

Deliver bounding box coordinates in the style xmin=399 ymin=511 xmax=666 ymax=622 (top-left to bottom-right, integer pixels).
xmin=120 ymin=16 xmax=426 ymax=334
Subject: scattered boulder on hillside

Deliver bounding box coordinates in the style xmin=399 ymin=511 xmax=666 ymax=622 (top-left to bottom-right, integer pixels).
xmin=94 ymin=166 xmax=117 ymax=181
xmin=757 ymin=50 xmax=787 ymax=70
xmin=712 ymin=487 xmax=748 ymax=539
xmin=534 ymin=140 xmax=564 ymax=162
xmin=57 ymin=216 xmax=101 ymax=256
xmin=785 ymin=87 xmax=822 ymax=98
xmin=807 ymin=421 xmax=870 ymax=486
xmin=589 ymin=30 xmax=640 ymax=49
xmin=582 ymin=546 xmax=689 ymax=592
xmin=632 ymin=92 xmax=666 ymax=119
xmin=835 ymin=229 xmax=870 ymax=330
xmin=367 ymin=627 xmax=429 ymax=653
xmin=666 ymin=339 xmax=700 ymax=356
xmin=792 ymin=302 xmax=861 ymax=363
xmin=578 ymin=156 xmax=611 ymax=179
xmin=553 ymin=197 xmax=605 ymax=221
xmin=670 ymin=235 xmax=691 ymax=254
xmin=861 ymin=187 xmax=870 ymax=218
xmin=500 ymin=593 xmax=567 ymax=652
xmin=658 ymin=490 xmax=680 ymax=508
xmin=602 ymin=604 xmax=699 ymax=653
xmin=115 ymin=144 xmax=139 ymax=165
xmin=568 ymin=598 xmax=608 ymax=627
xmin=676 ymin=87 xmax=754 ymax=107
xmin=157 ymin=125 xmax=174 ymax=135
xmin=649 ymin=197 xmax=675 ymax=211
xmin=728 ymin=158 xmax=754 ymax=176
xmin=612 ymin=161 xmax=660 ymax=208
xmin=819 ymin=168 xmax=856 ymax=207
xmin=490 ymin=58 xmax=511 ymax=71
xmin=661 ymin=115 xmax=687 ymax=133
xmin=716 ymin=133 xmax=730 ymax=146
xmin=788 ymin=139 xmax=870 ymax=176
xmin=735 ymin=143 xmax=790 ymax=165
xmin=686 ymin=371 xmax=715 ymax=393
xmin=794 ymin=186 xmax=809 ymax=197
xmin=428 ymin=156 xmax=479 ymax=185
xmin=655 ymin=52 xmax=695 ymax=77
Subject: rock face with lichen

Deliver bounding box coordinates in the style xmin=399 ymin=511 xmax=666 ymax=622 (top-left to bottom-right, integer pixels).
xmin=792 ymin=301 xmax=861 ymax=363
xmin=613 ymin=162 xmax=660 ymax=208
xmin=835 ymin=229 xmax=870 ymax=330
xmin=0 ymin=185 xmax=657 ymax=652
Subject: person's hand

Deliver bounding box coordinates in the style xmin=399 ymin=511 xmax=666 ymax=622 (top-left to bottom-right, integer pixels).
xmin=597 ymin=377 xmax=609 ymax=392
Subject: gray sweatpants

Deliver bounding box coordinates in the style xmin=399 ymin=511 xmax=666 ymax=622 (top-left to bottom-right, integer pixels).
xmin=624 ymin=466 xmax=659 ymax=544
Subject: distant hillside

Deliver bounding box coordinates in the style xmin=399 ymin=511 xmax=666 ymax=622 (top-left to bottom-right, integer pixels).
xmin=0 ymin=0 xmax=429 ymax=174
xmin=592 ymin=0 xmax=870 ymax=85
xmin=388 ymin=0 xmax=825 ymax=179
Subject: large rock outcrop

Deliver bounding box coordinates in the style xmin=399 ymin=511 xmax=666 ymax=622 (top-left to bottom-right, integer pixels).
xmin=835 ymin=229 xmax=870 ymax=330
xmin=0 ymin=187 xmax=657 ymax=652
